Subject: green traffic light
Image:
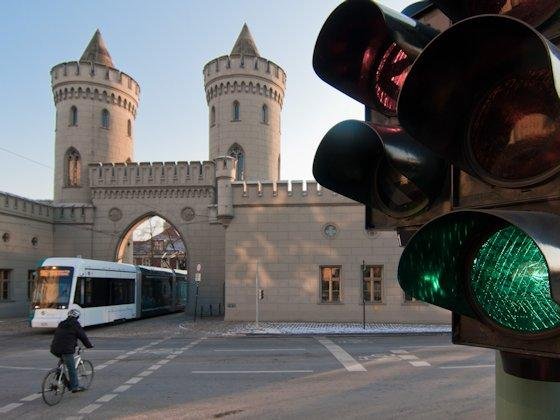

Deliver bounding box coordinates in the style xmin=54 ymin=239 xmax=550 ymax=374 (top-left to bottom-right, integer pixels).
xmin=470 ymin=225 xmax=560 ymax=333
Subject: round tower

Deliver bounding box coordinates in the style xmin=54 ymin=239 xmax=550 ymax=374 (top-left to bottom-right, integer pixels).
xmin=51 ymin=30 xmax=140 ymax=203
xmin=203 ymin=24 xmax=286 ymax=181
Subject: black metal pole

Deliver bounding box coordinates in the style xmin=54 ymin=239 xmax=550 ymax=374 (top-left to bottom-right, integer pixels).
xmin=193 ymin=283 xmax=199 ymax=322
xmin=362 ymin=260 xmax=366 ymax=330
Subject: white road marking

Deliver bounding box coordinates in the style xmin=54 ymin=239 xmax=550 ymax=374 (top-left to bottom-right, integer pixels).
xmin=213 ymin=348 xmax=306 ymax=352
xmin=192 ymin=370 xmax=314 ymax=374
xmin=0 ymin=403 xmax=23 ymax=413
xmin=113 ymin=385 xmax=132 ymax=393
xmin=390 ymin=349 xmax=409 ymax=354
xmin=440 ymin=364 xmax=495 ymax=369
xmin=148 ymin=364 xmax=162 ymax=370
xmin=398 ymin=355 xmax=419 ymax=360
xmin=96 ymin=394 xmax=118 ymax=403
xmin=317 ymin=337 xmax=366 ymax=372
xmin=78 ymin=403 xmax=101 ymax=414
xmin=410 ymin=361 xmax=431 ymax=367
xmin=138 ymin=370 xmax=154 ymax=377
xmin=156 ymin=359 xmax=170 ymax=365
xmin=0 ymin=365 xmax=49 ymax=371
xmin=96 ymin=364 xmax=108 ymax=370
xmin=20 ymin=393 xmax=41 ymax=402
xmin=126 ymin=377 xmax=143 ymax=384
xmin=104 ymin=359 xmax=117 ymax=365
xmin=115 ymin=354 xmax=128 ymax=360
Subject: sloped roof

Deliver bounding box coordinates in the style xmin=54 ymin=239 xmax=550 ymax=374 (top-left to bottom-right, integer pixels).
xmin=230 ymin=23 xmax=260 ymax=57
xmin=80 ymin=29 xmax=114 ymax=67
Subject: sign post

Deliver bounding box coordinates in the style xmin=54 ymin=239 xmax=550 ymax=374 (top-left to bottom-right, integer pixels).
xmin=193 ymin=263 xmax=202 ymax=322
xmin=255 ymin=260 xmax=259 ymax=329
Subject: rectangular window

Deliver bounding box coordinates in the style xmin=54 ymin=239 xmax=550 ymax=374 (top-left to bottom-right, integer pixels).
xmin=27 ymin=270 xmax=36 ymax=301
xmin=76 ymin=277 xmax=135 ymax=307
xmin=363 ymin=265 xmax=383 ymax=303
xmin=320 ymin=266 xmax=341 ymax=303
xmin=0 ymin=269 xmax=11 ymax=300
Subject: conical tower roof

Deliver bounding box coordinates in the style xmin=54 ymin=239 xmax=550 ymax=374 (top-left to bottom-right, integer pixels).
xmin=80 ymin=29 xmax=114 ymax=67
xmin=230 ymin=23 xmax=260 ymax=57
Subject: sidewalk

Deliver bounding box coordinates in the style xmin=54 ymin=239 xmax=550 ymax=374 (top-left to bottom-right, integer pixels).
xmin=179 ymin=320 xmax=451 ymax=336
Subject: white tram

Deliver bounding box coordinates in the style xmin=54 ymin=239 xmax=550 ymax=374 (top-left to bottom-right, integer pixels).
xmin=30 ymin=258 xmax=188 ymax=328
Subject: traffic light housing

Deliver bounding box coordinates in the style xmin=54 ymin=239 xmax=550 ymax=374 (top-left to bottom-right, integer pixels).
xmin=312 ymin=0 xmax=449 ymax=229
xmin=313 ymin=0 xmax=560 ymax=381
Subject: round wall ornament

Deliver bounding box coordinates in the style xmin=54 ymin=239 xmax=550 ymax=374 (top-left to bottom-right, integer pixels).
xmin=108 ymin=207 xmax=123 ymax=222
xmin=181 ymin=207 xmax=196 ymax=222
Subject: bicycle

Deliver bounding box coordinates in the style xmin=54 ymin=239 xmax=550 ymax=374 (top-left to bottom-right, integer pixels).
xmin=41 ymin=347 xmax=94 ymax=406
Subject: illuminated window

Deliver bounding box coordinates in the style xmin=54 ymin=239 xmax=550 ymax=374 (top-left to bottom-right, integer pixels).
xmin=101 ymin=109 xmax=110 ymax=129
xmin=228 ymin=143 xmax=245 ymax=180
xmin=363 ymin=265 xmax=383 ymax=303
xmin=65 ymin=148 xmax=81 ymax=187
xmin=320 ymin=266 xmax=341 ymax=303
xmin=69 ymin=106 xmax=78 ymax=126
xmin=0 ymin=269 xmax=11 ymax=301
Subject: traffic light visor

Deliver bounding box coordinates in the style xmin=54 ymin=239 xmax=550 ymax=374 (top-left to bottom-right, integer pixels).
xmin=399 ymin=210 xmax=560 ymax=335
xmin=398 ymin=15 xmax=560 ymax=188
xmin=313 ymin=0 xmax=437 ymax=116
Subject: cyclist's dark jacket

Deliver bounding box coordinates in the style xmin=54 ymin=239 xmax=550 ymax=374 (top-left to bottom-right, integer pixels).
xmin=50 ymin=317 xmax=93 ymax=356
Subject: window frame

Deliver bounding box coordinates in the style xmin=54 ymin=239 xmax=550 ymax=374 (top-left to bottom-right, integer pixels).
xmin=65 ymin=148 xmax=81 ymax=187
xmin=362 ymin=265 xmax=384 ymax=304
xmin=0 ymin=269 xmax=12 ymax=301
xmin=232 ymin=101 xmax=240 ymax=121
xmin=101 ymin=109 xmax=110 ymax=129
xmin=210 ymin=106 xmax=216 ymax=126
xmin=27 ymin=269 xmax=36 ymax=301
xmin=261 ymin=104 xmax=268 ymax=124
xmin=69 ymin=105 xmax=78 ymax=126
xmin=319 ymin=265 xmax=342 ymax=304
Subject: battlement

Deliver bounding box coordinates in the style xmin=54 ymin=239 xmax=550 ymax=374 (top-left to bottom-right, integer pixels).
xmin=51 ymin=61 xmax=140 ymax=115
xmin=1 ymin=191 xmax=54 ymax=222
xmin=203 ymin=55 xmax=286 ymax=106
xmin=231 ymin=180 xmax=358 ymax=206
xmin=88 ymin=161 xmax=216 ymax=188
xmin=214 ymin=156 xmax=237 ymax=180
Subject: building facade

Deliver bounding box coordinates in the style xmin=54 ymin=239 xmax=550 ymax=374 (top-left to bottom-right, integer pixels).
xmin=0 ymin=26 xmax=448 ymax=323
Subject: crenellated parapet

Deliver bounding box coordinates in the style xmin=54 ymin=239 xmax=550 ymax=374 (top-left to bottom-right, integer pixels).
xmin=52 ymin=202 xmax=95 ymax=224
xmin=232 ymin=180 xmax=359 ymax=206
xmin=203 ymin=55 xmax=286 ymax=107
xmin=51 ymin=61 xmax=140 ymax=117
xmin=88 ymin=161 xmax=216 ymax=188
xmin=1 ymin=191 xmax=54 ymax=222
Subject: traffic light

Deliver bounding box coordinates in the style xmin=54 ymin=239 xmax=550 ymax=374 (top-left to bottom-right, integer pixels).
xmin=395 ymin=12 xmax=560 ymax=380
xmin=258 ymin=289 xmax=264 ymax=300
xmin=312 ymin=0 xmax=449 ymax=229
xmin=313 ymin=0 xmax=560 ymax=381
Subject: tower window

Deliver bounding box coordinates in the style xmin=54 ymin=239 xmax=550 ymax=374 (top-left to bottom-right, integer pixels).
xmin=210 ymin=106 xmax=216 ymax=126
xmin=101 ymin=109 xmax=110 ymax=129
xmin=228 ymin=143 xmax=245 ymax=181
xmin=65 ymin=148 xmax=81 ymax=187
xmin=261 ymin=104 xmax=268 ymax=124
xmin=127 ymin=119 xmax=132 ymax=137
xmin=69 ymin=106 xmax=78 ymax=126
xmin=232 ymin=101 xmax=240 ymax=121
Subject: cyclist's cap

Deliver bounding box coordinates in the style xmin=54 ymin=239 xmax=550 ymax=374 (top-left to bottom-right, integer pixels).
xmin=68 ymin=309 xmax=81 ymax=318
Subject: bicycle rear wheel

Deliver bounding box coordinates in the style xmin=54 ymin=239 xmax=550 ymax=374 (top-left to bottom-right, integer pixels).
xmin=42 ymin=368 xmax=65 ymax=406
xmin=77 ymin=360 xmax=94 ymax=389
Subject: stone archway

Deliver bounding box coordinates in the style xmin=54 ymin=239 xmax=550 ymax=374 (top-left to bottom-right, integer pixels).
xmin=115 ymin=213 xmax=188 ymax=269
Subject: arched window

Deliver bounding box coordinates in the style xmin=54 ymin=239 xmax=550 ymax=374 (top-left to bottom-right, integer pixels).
xmin=69 ymin=106 xmax=78 ymax=126
xmin=101 ymin=109 xmax=110 ymax=129
xmin=210 ymin=106 xmax=216 ymax=126
xmin=232 ymin=101 xmax=240 ymax=121
xmin=127 ymin=119 xmax=132 ymax=136
xmin=65 ymin=148 xmax=81 ymax=187
xmin=261 ymin=104 xmax=268 ymax=124
xmin=228 ymin=144 xmax=245 ymax=181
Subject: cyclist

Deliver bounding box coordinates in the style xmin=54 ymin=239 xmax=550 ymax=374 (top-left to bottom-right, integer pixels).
xmin=50 ymin=309 xmax=93 ymax=393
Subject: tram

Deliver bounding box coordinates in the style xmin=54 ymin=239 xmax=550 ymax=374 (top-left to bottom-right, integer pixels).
xmin=30 ymin=258 xmax=188 ymax=328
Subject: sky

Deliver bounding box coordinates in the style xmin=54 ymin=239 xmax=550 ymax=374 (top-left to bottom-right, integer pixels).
xmin=0 ymin=0 xmax=414 ymax=200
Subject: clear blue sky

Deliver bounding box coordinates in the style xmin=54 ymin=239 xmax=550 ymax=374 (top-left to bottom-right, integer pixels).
xmin=0 ymin=0 xmax=413 ymax=199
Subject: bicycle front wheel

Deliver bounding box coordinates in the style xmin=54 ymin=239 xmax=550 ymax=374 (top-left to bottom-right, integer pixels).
xmin=77 ymin=360 xmax=94 ymax=389
xmin=42 ymin=368 xmax=65 ymax=406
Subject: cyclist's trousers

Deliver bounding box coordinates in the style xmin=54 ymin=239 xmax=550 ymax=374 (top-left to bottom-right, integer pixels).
xmin=61 ymin=354 xmax=78 ymax=390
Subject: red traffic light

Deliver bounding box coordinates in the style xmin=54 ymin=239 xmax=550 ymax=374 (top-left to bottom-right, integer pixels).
xmin=398 ymin=14 xmax=560 ymax=188
xmin=313 ymin=0 xmax=437 ymax=117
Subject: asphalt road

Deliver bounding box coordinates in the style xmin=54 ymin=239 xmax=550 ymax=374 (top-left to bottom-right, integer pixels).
xmin=0 ymin=317 xmax=494 ymax=419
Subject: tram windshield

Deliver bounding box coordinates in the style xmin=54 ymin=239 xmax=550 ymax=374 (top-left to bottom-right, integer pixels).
xmin=32 ymin=267 xmax=74 ymax=309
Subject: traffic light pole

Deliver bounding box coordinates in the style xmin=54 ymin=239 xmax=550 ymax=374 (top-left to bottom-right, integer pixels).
xmin=495 ymin=353 xmax=560 ymax=419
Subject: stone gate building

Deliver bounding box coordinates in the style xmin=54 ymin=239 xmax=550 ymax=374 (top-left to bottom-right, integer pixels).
xmin=0 ymin=26 xmax=447 ymax=324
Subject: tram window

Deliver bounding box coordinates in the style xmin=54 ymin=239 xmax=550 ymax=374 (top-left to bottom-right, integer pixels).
xmin=78 ymin=277 xmax=134 ymax=307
